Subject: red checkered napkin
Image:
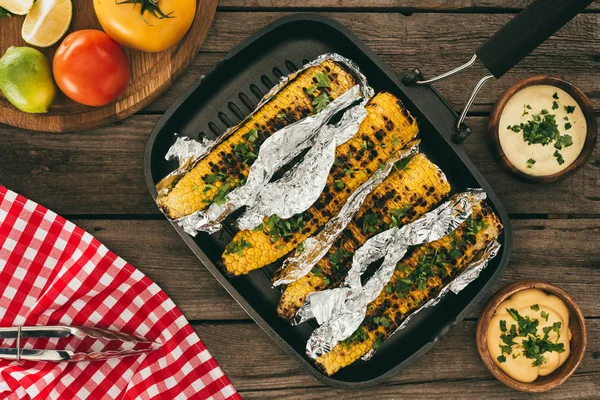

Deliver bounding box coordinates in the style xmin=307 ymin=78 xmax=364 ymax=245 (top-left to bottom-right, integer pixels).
xmin=0 ymin=186 xmax=240 ymax=400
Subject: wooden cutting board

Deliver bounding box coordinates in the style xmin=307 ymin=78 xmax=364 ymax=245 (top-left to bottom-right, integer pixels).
xmin=0 ymin=0 xmax=217 ymax=132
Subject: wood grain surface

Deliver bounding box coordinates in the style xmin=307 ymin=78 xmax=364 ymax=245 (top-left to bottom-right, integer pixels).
xmin=218 ymin=0 xmax=600 ymax=11
xmin=1 ymin=2 xmax=599 ymax=398
xmin=0 ymin=0 xmax=217 ymax=132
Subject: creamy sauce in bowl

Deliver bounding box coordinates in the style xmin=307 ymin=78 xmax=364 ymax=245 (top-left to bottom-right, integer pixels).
xmin=499 ymin=85 xmax=587 ymax=176
xmin=487 ymin=289 xmax=572 ymax=383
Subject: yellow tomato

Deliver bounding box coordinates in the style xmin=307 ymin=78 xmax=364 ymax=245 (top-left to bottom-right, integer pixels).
xmin=93 ymin=0 xmax=196 ymax=53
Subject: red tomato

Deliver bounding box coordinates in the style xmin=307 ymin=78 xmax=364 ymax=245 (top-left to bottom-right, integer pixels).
xmin=53 ymin=30 xmax=130 ymax=107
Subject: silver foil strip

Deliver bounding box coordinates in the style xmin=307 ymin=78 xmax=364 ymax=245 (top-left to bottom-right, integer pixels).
xmin=236 ymin=102 xmax=368 ymax=230
xmin=361 ymin=239 xmax=501 ymax=361
xmin=176 ymin=87 xmax=368 ymax=236
xmin=156 ymin=136 xmax=215 ymax=197
xmin=156 ymin=53 xmax=371 ymax=234
xmin=302 ymin=190 xmax=488 ymax=359
xmin=272 ymin=141 xmax=420 ymax=287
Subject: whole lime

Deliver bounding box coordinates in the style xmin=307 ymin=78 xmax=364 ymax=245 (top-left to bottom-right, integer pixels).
xmin=0 ymin=46 xmax=57 ymax=113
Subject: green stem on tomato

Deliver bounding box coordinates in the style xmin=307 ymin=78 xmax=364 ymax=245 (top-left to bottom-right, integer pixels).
xmin=115 ymin=0 xmax=175 ymax=26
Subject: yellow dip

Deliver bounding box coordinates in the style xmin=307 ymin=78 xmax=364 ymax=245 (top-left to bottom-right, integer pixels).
xmin=499 ymin=85 xmax=586 ymax=176
xmin=487 ymin=289 xmax=571 ymax=383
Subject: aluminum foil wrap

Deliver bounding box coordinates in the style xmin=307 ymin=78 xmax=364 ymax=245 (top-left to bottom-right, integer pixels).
xmin=302 ymin=189 xmax=488 ymax=359
xmin=155 ymin=136 xmax=215 ymax=196
xmin=163 ymin=53 xmax=374 ymax=236
xmin=272 ymin=141 xmax=420 ymax=287
xmin=361 ymin=238 xmax=501 ymax=361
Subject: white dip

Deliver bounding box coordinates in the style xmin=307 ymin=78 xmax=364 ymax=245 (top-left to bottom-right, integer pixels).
xmin=499 ymin=85 xmax=586 ymax=176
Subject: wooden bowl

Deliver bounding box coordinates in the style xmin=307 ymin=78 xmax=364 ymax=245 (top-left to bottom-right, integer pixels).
xmin=476 ymin=280 xmax=587 ymax=392
xmin=488 ymin=76 xmax=597 ymax=183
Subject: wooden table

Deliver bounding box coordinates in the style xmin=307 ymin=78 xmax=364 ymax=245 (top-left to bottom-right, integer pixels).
xmin=1 ymin=1 xmax=599 ymax=398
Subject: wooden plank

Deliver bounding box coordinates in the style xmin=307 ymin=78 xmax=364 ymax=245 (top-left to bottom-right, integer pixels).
xmin=238 ymin=375 xmax=600 ymax=399
xmin=146 ymin=12 xmax=600 ymax=113
xmin=2 ymin=115 xmax=598 ymax=216
xmin=193 ymin=320 xmax=600 ymax=394
xmin=218 ymin=0 xmax=600 ymax=11
xmin=74 ymin=218 xmax=600 ymax=321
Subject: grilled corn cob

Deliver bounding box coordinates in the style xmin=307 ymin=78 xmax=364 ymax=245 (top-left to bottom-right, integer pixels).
xmin=222 ymin=92 xmax=419 ymax=276
xmin=315 ymin=203 xmax=503 ymax=376
xmin=276 ymin=153 xmax=451 ymax=321
xmin=157 ymin=59 xmax=358 ymax=219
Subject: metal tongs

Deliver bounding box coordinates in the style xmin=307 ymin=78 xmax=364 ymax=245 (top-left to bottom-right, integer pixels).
xmin=0 ymin=326 xmax=159 ymax=362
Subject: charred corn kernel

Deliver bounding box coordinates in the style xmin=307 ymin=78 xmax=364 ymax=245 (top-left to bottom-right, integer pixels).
xmin=157 ymin=59 xmax=357 ymax=219
xmin=222 ymin=92 xmax=419 ymax=276
xmin=276 ymin=153 xmax=451 ymax=321
xmin=316 ymin=203 xmax=503 ymax=376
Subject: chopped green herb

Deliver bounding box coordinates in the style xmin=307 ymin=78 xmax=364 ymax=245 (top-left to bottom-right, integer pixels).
xmin=552 ymin=101 xmax=559 ymax=110
xmin=540 ymin=310 xmax=549 ymax=321
xmin=234 ymin=142 xmax=257 ymax=164
xmin=306 ymin=72 xmax=331 ymax=95
xmin=531 ymin=304 xmax=540 ymax=311
xmin=554 ymin=134 xmax=573 ymax=150
xmin=497 ymin=355 xmax=507 ymax=363
xmin=346 ymin=326 xmax=368 ymax=344
xmin=329 ymin=243 xmax=350 ymax=270
xmin=564 ymin=122 xmax=572 ymax=131
xmin=372 ymin=332 xmax=385 ymax=350
xmin=224 ymin=238 xmax=252 ymax=256
xmin=388 ymin=206 xmax=411 ymax=228
xmin=362 ymin=213 xmax=380 ymax=234
xmin=266 ymin=214 xmax=306 ymax=242
xmin=500 ymin=320 xmax=507 ymax=332
xmin=297 ymin=242 xmax=305 ymax=253
xmin=373 ymin=316 xmax=390 ymax=328
xmin=553 ymin=92 xmax=559 ymax=100
xmin=212 ymin=181 xmax=233 ymax=205
xmin=553 ymin=150 xmax=565 ymax=165
xmin=526 ymin=158 xmax=536 ymax=168
xmin=242 ymin=129 xmax=259 ymax=142
xmin=543 ymin=321 xmax=562 ymax=340
xmin=392 ymin=138 xmax=400 ymax=148
xmin=335 ymin=179 xmax=345 ymax=189
xmin=500 ymin=344 xmax=513 ymax=354
xmin=500 ymin=319 xmax=506 ymax=332
xmin=393 ymin=157 xmax=411 ymax=171
xmin=0 ymin=7 xmax=11 ymax=18
xmin=449 ymin=249 xmax=462 ymax=259
xmin=312 ymin=92 xmax=331 ymax=114
xmin=526 ymin=104 xmax=532 ymax=110
xmin=204 ymin=171 xmax=227 ymax=184
xmin=565 ymin=105 xmax=576 ymax=114
xmin=253 ymin=223 xmax=264 ymax=232
xmin=276 ymin=113 xmax=286 ymax=119
xmin=564 ymin=116 xmax=569 ymax=121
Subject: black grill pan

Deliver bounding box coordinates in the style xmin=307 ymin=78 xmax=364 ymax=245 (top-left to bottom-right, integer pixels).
xmin=143 ymin=4 xmax=589 ymax=387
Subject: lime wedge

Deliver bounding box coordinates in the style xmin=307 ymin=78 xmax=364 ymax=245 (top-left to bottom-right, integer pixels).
xmin=0 ymin=0 xmax=34 ymax=15
xmin=22 ymin=0 xmax=72 ymax=48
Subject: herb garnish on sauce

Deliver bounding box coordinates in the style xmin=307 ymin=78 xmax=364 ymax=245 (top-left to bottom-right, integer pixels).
xmin=507 ymin=101 xmax=575 ymax=166
xmin=496 ymin=307 xmax=565 ymax=366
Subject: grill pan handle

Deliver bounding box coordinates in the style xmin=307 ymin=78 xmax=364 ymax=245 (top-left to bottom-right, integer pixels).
xmin=476 ymin=0 xmax=595 ymax=78
xmin=403 ymin=0 xmax=594 ymax=142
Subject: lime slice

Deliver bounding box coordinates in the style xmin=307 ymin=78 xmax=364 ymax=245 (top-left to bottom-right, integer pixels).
xmin=21 ymin=0 xmax=72 ymax=48
xmin=0 ymin=0 xmax=34 ymax=15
